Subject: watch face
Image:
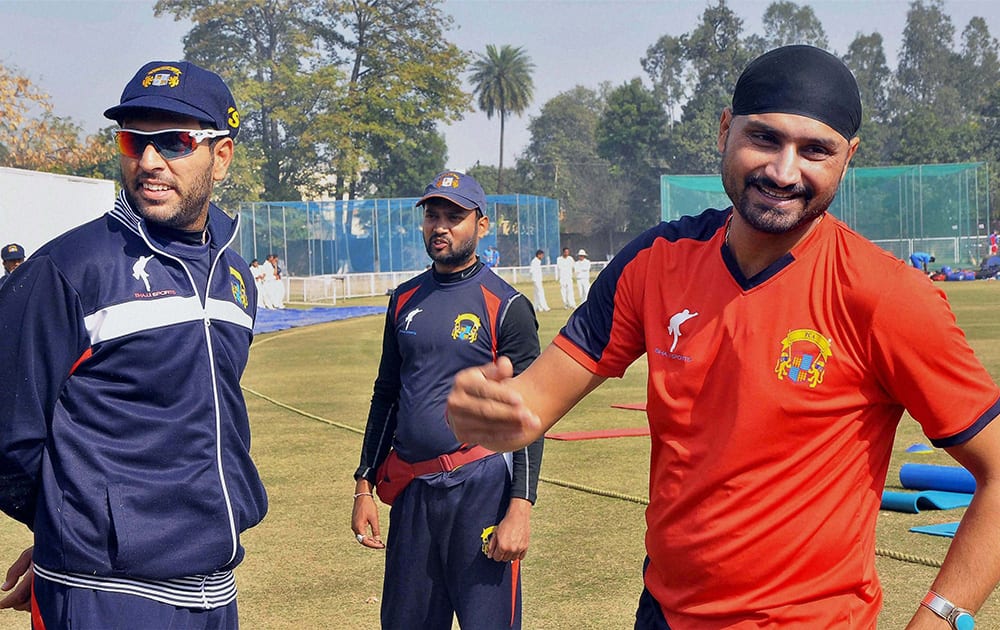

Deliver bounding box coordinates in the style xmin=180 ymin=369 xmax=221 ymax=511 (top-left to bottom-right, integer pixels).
xmin=955 ymin=612 xmax=975 ymax=630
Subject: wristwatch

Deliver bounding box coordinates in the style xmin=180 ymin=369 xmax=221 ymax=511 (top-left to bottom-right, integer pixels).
xmin=921 ymin=591 xmax=975 ymax=630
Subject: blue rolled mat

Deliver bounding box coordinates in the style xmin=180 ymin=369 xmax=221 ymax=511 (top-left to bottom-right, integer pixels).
xmin=899 ymin=463 xmax=976 ymax=494
xmin=880 ymin=490 xmax=972 ymax=513
xmin=909 ymin=522 xmax=959 ymax=538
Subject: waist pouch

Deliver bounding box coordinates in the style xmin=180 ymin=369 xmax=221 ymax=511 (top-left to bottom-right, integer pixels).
xmin=375 ymin=444 xmax=494 ymax=505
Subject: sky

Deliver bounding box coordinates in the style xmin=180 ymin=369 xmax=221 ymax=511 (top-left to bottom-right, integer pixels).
xmin=3 ymin=0 xmax=1000 ymax=173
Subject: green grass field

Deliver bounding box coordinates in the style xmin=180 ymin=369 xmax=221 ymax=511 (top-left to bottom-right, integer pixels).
xmin=0 ymin=280 xmax=999 ymax=629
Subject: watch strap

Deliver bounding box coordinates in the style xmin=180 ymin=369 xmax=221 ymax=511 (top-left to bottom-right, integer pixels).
xmin=921 ymin=591 xmax=975 ymax=629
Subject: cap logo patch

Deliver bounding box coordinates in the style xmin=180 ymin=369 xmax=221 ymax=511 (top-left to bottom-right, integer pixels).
xmin=435 ymin=173 xmax=461 ymax=189
xmin=227 ymin=106 xmax=240 ymax=130
xmin=141 ymin=65 xmax=183 ymax=89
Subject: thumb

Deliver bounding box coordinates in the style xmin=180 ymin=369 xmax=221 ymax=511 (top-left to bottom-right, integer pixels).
xmin=487 ymin=356 xmax=515 ymax=381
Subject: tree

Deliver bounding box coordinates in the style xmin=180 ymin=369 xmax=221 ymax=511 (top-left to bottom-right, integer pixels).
xmin=469 ymin=44 xmax=535 ymax=193
xmin=155 ymin=0 xmax=469 ymax=202
xmin=958 ymin=17 xmax=1000 ymax=116
xmin=894 ymin=0 xmax=958 ymax=109
xmin=641 ymin=34 xmax=687 ymax=125
xmin=760 ymin=1 xmax=828 ymax=49
xmin=596 ymin=78 xmax=668 ymax=229
xmin=360 ymin=125 xmax=447 ymax=198
xmin=519 ymin=86 xmax=610 ymax=230
xmin=0 ymin=65 xmax=115 ymax=177
xmin=664 ymin=0 xmax=756 ymax=174
xmin=155 ymin=0 xmax=330 ymax=201
xmin=313 ymin=0 xmax=469 ymax=199
xmin=889 ymin=0 xmax=976 ymax=165
xmin=843 ymin=32 xmax=894 ymax=165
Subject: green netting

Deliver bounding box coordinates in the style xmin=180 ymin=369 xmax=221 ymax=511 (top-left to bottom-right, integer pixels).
xmin=661 ymin=162 xmax=991 ymax=266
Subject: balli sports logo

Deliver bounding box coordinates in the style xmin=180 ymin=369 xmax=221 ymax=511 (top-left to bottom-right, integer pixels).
xmin=774 ymin=328 xmax=832 ymax=389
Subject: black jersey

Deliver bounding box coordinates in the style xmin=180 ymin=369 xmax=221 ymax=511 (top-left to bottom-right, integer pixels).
xmin=356 ymin=261 xmax=543 ymax=502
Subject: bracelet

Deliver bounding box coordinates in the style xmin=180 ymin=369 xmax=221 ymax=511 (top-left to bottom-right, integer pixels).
xmin=353 ymin=492 xmax=373 ymax=499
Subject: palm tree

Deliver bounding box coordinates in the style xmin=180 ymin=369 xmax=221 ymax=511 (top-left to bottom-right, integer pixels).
xmin=469 ymin=44 xmax=535 ymax=193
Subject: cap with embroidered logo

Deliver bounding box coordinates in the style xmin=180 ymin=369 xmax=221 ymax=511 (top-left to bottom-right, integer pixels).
xmin=1 ymin=244 xmax=24 ymax=261
xmin=104 ymin=61 xmax=241 ymax=140
xmin=416 ymin=171 xmax=487 ymax=215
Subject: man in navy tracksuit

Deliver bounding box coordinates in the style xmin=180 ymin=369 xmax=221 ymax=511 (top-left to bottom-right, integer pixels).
xmin=0 ymin=61 xmax=267 ymax=628
xmin=352 ymin=171 xmax=543 ymax=629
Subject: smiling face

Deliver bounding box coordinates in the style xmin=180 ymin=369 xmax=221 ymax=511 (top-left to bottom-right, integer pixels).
xmin=119 ymin=113 xmax=233 ymax=232
xmin=718 ymin=109 xmax=859 ymax=236
xmin=421 ymin=198 xmax=489 ymax=273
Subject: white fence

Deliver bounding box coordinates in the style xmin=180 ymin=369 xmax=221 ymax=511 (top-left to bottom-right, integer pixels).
xmin=283 ymin=262 xmax=609 ymax=305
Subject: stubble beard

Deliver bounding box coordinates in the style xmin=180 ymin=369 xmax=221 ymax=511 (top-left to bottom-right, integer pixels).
xmin=122 ymin=158 xmax=215 ymax=230
xmin=721 ymin=156 xmax=833 ymax=235
xmin=425 ymin=234 xmax=478 ymax=269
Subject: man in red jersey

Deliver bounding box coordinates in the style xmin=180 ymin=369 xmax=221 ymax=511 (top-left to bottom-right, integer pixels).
xmin=445 ymin=45 xmax=1000 ymax=630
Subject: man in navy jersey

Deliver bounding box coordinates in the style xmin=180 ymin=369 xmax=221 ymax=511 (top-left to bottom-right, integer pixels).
xmin=352 ymin=170 xmax=543 ymax=629
xmin=0 ymin=61 xmax=266 ymax=628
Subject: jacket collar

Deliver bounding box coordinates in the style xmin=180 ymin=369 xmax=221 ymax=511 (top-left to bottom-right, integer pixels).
xmin=110 ymin=189 xmax=239 ymax=247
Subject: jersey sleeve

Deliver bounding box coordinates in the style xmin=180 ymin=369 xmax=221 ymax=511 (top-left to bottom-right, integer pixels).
xmin=869 ymin=271 xmax=1000 ymax=446
xmin=556 ymin=233 xmax=652 ymax=377
xmin=355 ymin=302 xmax=401 ymax=483
xmin=497 ymin=292 xmax=543 ymax=503
xmin=0 ymin=257 xmax=89 ymax=527
xmin=496 ymin=293 xmax=539 ymax=376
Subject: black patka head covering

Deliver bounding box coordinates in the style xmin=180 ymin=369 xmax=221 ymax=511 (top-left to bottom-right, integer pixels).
xmin=732 ymin=45 xmax=862 ymax=140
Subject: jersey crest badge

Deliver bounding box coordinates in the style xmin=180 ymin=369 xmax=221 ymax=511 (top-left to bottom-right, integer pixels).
xmin=774 ymin=328 xmax=832 ymax=389
xmin=452 ymin=313 xmax=482 ymax=343
xmin=230 ymin=266 xmax=249 ymax=308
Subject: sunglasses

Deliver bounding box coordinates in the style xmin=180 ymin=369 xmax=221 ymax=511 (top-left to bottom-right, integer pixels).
xmin=114 ymin=128 xmax=230 ymax=160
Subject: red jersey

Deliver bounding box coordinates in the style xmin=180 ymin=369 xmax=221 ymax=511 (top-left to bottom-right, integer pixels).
xmin=556 ymin=209 xmax=1000 ymax=629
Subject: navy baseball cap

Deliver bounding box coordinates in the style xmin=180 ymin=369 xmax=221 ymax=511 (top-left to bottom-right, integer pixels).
xmin=1 ymin=244 xmax=24 ymax=261
xmin=104 ymin=61 xmax=241 ymax=140
xmin=416 ymin=171 xmax=487 ymax=214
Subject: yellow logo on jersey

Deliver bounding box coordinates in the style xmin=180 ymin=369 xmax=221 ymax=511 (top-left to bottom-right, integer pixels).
xmin=230 ymin=266 xmax=249 ymax=308
xmin=480 ymin=525 xmax=497 ymax=556
xmin=775 ymin=328 xmax=832 ymax=389
xmin=452 ymin=313 xmax=481 ymax=343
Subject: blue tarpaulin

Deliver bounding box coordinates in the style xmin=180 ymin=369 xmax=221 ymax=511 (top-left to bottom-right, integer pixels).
xmin=253 ymin=306 xmax=386 ymax=335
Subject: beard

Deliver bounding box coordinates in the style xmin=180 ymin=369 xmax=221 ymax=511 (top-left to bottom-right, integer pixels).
xmin=425 ymin=233 xmax=478 ymax=268
xmin=720 ymin=151 xmax=839 ymax=236
xmin=121 ymin=157 xmax=215 ymax=230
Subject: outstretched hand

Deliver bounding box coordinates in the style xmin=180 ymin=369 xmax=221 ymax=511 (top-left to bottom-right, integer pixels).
xmin=446 ymin=356 xmax=543 ymax=452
